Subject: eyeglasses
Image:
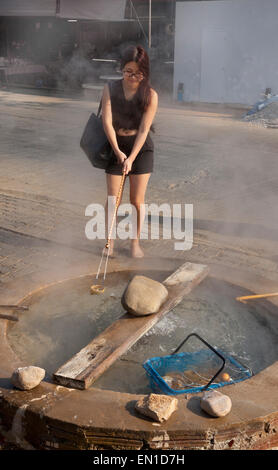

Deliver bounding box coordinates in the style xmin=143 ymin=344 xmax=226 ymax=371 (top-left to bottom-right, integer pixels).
xmin=123 ymin=69 xmax=144 ymax=79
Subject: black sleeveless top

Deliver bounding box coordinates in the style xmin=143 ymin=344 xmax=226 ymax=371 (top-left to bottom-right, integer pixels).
xmin=108 ymin=79 xmax=154 ymax=133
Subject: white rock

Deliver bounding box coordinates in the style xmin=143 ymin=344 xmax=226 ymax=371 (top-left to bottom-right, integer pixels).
xmin=11 ymin=366 xmax=45 ymax=391
xmin=135 ymin=393 xmax=178 ymax=423
xmin=121 ymin=275 xmax=168 ymax=316
xmin=200 ymin=390 xmax=232 ymax=417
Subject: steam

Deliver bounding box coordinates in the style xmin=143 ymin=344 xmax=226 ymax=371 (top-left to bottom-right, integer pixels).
xmin=1 ymin=1 xmax=277 ymax=294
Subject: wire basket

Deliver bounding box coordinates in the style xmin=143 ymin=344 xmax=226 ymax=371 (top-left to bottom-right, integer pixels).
xmin=143 ymin=333 xmax=253 ymax=395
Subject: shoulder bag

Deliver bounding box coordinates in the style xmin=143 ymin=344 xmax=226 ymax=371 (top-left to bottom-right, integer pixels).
xmin=80 ymin=83 xmax=113 ymax=169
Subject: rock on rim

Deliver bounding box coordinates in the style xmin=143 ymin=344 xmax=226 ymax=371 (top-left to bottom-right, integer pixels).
xmin=11 ymin=366 xmax=45 ymax=391
xmin=200 ymin=390 xmax=232 ymax=417
xmin=135 ymin=393 xmax=178 ymax=422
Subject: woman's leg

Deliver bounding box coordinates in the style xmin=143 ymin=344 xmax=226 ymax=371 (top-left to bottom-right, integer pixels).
xmin=105 ymin=173 xmax=126 ymax=254
xmin=129 ymin=173 xmax=151 ymax=257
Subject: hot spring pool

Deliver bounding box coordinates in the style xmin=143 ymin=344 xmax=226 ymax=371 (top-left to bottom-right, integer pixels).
xmin=7 ymin=270 xmax=278 ymax=394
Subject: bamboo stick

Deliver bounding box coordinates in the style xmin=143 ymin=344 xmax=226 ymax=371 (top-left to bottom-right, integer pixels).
xmin=236 ymin=292 xmax=278 ymax=303
xmin=0 ymin=305 xmax=29 ymax=310
xmin=0 ymin=313 xmax=18 ymax=321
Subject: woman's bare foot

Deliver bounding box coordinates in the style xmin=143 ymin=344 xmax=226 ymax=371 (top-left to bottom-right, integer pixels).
xmin=131 ymin=240 xmax=144 ymax=258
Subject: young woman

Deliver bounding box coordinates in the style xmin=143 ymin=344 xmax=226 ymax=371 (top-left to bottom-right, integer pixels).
xmin=101 ymin=45 xmax=158 ymax=258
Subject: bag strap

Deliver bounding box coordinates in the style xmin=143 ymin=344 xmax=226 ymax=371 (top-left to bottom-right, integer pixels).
xmin=97 ymin=81 xmax=112 ymax=118
xmin=97 ymin=100 xmax=102 ymax=118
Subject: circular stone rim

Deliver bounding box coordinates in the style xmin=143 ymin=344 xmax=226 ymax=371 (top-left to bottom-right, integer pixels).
xmin=1 ymin=262 xmax=278 ymax=450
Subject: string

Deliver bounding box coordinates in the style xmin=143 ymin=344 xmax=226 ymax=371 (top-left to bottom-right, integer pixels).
xmin=95 ymin=172 xmax=126 ymax=283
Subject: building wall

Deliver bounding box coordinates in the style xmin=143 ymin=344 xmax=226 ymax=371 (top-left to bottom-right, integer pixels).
xmin=174 ymin=0 xmax=278 ymax=104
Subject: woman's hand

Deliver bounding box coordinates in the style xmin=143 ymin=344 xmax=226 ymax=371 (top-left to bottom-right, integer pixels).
xmin=116 ymin=150 xmax=127 ymax=165
xmin=122 ymin=157 xmax=133 ymax=175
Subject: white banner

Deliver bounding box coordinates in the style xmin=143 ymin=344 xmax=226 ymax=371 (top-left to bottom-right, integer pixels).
xmin=57 ymin=0 xmax=127 ymax=21
xmin=0 ymin=0 xmax=57 ymax=16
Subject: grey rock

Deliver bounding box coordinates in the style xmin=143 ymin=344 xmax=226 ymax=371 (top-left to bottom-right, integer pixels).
xmin=11 ymin=366 xmax=45 ymax=390
xmin=121 ymin=275 xmax=168 ymax=316
xmin=200 ymin=390 xmax=232 ymax=417
xmin=135 ymin=393 xmax=178 ymax=423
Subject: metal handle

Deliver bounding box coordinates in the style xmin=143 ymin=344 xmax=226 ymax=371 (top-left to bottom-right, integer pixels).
xmin=172 ymin=332 xmax=226 ymax=391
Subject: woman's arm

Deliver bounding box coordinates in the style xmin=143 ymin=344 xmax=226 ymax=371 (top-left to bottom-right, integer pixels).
xmin=101 ymin=84 xmax=127 ymax=164
xmin=128 ymin=89 xmax=158 ymax=164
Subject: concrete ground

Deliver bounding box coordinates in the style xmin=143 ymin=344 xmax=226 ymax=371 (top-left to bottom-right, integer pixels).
xmin=0 ymin=89 xmax=278 ymax=289
xmin=0 ymin=88 xmax=278 ymax=450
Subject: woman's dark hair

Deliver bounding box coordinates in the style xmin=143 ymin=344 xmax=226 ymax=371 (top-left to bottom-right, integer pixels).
xmin=120 ymin=45 xmax=152 ymax=114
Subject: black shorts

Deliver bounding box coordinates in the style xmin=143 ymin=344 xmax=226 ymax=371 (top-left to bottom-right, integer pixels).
xmin=105 ymin=133 xmax=154 ymax=175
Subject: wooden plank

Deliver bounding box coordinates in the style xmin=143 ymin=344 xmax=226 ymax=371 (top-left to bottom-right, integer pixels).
xmin=53 ymin=262 xmax=209 ymax=390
